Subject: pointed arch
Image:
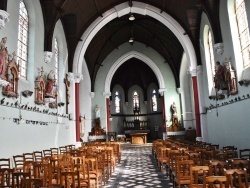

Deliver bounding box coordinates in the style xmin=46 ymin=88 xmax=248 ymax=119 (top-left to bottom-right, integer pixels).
xmin=104 ymin=51 xmax=165 ymax=93
xmin=73 ymin=1 xmax=197 ymax=74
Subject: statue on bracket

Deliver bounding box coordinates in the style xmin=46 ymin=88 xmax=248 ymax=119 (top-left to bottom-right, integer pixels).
xmin=45 ymin=70 xmax=57 ymax=108
xmin=34 ymin=67 xmax=46 ymax=105
xmin=1 ymin=46 xmax=19 ymax=98
xmin=211 ymin=58 xmax=237 ymax=100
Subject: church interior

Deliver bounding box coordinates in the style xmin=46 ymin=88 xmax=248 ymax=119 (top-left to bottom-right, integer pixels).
xmin=0 ymin=0 xmax=250 ymax=187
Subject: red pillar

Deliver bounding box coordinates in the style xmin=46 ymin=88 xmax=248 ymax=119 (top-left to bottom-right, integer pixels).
xmin=106 ymin=98 xmax=111 ymax=132
xmin=161 ymin=96 xmax=166 ymax=132
xmin=192 ymin=76 xmax=201 ymax=137
xmin=75 ymin=83 xmax=80 ymax=142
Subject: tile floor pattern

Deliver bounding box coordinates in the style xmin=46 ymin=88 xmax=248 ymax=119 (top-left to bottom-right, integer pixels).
xmin=104 ymin=143 xmax=174 ymax=188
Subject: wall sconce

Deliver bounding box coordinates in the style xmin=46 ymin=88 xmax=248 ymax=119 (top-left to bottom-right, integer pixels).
xmin=238 ymin=79 xmax=250 ymax=86
xmin=21 ymin=90 xmax=33 ymax=97
xmin=58 ymin=102 xmax=65 ymax=107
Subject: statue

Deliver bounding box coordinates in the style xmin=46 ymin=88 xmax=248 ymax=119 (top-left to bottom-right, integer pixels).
xmin=95 ymin=105 xmax=100 ymax=119
xmin=171 ymin=102 xmax=177 ymax=116
xmin=214 ymin=61 xmax=227 ymax=91
xmin=0 ymin=37 xmax=8 ymax=78
xmin=45 ymin=70 xmax=56 ymax=97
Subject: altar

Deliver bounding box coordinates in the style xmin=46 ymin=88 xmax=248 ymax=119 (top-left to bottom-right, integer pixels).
xmin=130 ymin=133 xmax=148 ymax=144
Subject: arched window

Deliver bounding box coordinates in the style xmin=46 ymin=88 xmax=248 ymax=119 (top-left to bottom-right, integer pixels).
xmin=208 ymin=29 xmax=216 ymax=77
xmin=235 ymin=0 xmax=250 ymax=68
xmin=133 ymin=91 xmax=140 ymax=111
xmin=54 ymin=38 xmax=59 ymax=85
xmin=152 ymin=90 xmax=157 ymax=112
xmin=17 ymin=0 xmax=29 ymax=79
xmin=115 ymin=91 xmax=120 ymax=113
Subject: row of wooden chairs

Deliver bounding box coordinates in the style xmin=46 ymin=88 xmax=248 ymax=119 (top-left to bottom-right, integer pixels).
xmin=153 ymin=139 xmax=250 ymax=187
xmin=0 ymin=142 xmax=122 ymax=188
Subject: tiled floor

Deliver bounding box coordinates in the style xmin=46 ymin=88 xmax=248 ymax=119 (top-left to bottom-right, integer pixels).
xmin=104 ymin=143 xmax=173 ymax=188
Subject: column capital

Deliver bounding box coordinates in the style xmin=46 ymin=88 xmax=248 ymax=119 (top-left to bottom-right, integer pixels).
xmin=74 ymin=73 xmax=83 ymax=83
xmin=103 ymin=91 xmax=111 ymax=98
xmin=44 ymin=51 xmax=53 ymax=64
xmin=66 ymin=72 xmax=75 ymax=82
xmin=89 ymin=92 xmax=95 ymax=98
xmin=214 ymin=43 xmax=224 ymax=55
xmin=0 ymin=10 xmax=9 ymax=29
xmin=187 ymin=66 xmax=202 ymax=77
xmin=176 ymin=87 xmax=182 ymax=94
xmin=158 ymin=88 xmax=166 ymax=96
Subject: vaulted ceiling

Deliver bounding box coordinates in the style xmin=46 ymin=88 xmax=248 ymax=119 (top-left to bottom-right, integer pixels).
xmin=37 ymin=0 xmax=222 ymax=92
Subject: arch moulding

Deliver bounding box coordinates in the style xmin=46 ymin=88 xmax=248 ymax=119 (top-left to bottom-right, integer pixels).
xmin=104 ymin=51 xmax=165 ymax=93
xmin=73 ymin=1 xmax=197 ymax=74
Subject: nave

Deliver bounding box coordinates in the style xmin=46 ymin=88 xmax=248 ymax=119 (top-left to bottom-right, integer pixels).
xmin=104 ymin=143 xmax=172 ymax=188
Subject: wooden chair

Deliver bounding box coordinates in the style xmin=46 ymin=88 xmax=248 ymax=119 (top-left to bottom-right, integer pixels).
xmin=157 ymin=147 xmax=169 ymax=171
xmin=174 ymin=160 xmax=194 ymax=188
xmin=0 ymin=168 xmax=14 ymax=187
xmin=171 ymin=155 xmax=189 ymax=183
xmin=189 ymin=166 xmax=209 ymax=188
xmin=224 ymin=168 xmax=250 ymax=188
xmin=240 ymin=149 xmax=250 ymax=160
xmin=13 ymin=170 xmax=31 ymax=188
xmin=205 ymin=175 xmax=227 ymax=188
xmin=168 ymin=150 xmax=182 ymax=180
xmin=86 ymin=157 xmax=103 ymax=188
xmin=0 ymin=158 xmax=11 ymax=169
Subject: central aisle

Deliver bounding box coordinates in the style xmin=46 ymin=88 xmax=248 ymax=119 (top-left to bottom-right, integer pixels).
xmin=104 ymin=143 xmax=173 ymax=188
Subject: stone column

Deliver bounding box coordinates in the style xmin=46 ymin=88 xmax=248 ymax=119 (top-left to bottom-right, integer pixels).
xmin=189 ymin=68 xmax=201 ymax=138
xmin=103 ymin=91 xmax=111 ymax=132
xmin=74 ymin=73 xmax=83 ymax=145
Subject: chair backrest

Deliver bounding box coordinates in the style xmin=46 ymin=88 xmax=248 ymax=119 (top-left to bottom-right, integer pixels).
xmin=176 ymin=160 xmax=194 ymax=183
xmin=59 ymin=146 xmax=67 ymax=154
xmin=224 ymin=168 xmax=249 ymax=188
xmin=209 ymin=160 xmax=229 ymax=176
xmin=188 ymin=152 xmax=202 ymax=165
xmin=205 ymin=175 xmax=227 ymax=188
xmin=231 ymin=159 xmax=249 ymax=170
xmin=43 ymin=149 xmax=52 ymax=158
xmin=223 ymin=146 xmax=237 ymax=151
xmin=0 ymin=158 xmax=10 ymax=168
xmin=23 ymin=152 xmax=34 ymax=162
xmin=13 ymin=154 xmax=25 ymax=171
xmin=33 ymin=151 xmax=43 ymax=162
xmin=190 ymin=166 xmax=209 ymax=188
xmin=240 ymin=149 xmax=250 ymax=159
xmin=21 ymin=177 xmax=44 ymax=188
xmin=50 ymin=147 xmax=59 ymax=155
